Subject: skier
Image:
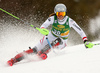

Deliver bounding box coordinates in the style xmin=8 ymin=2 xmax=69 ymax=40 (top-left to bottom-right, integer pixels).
xmin=7 ymin=3 xmax=94 ymax=66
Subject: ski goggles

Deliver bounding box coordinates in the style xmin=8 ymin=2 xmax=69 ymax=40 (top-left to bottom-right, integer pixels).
xmin=56 ymin=12 xmax=66 ymax=17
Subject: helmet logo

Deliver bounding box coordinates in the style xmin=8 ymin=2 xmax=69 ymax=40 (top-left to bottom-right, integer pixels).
xmin=62 ymin=8 xmax=64 ymax=11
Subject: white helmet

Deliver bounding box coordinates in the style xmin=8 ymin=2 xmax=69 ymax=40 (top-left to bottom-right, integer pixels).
xmin=54 ymin=3 xmax=67 ymax=13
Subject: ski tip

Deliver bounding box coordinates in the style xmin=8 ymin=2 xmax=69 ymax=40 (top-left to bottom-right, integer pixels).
xmin=7 ymin=60 xmax=13 ymax=66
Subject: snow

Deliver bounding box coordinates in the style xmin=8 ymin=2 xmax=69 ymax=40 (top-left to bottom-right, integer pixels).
xmin=0 ymin=37 xmax=100 ymax=73
xmin=89 ymin=11 xmax=100 ymax=39
xmin=0 ymin=15 xmax=100 ymax=73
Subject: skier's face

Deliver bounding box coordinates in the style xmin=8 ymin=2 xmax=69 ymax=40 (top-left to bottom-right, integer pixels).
xmin=56 ymin=12 xmax=66 ymax=20
xmin=57 ymin=15 xmax=64 ymax=20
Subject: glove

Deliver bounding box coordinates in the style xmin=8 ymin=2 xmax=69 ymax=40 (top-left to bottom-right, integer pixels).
xmin=38 ymin=27 xmax=49 ymax=36
xmin=84 ymin=41 xmax=94 ymax=48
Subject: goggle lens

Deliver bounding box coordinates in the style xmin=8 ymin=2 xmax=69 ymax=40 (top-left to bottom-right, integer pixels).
xmin=56 ymin=12 xmax=66 ymax=17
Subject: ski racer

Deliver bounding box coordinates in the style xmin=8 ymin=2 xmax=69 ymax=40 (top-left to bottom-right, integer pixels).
xmin=7 ymin=3 xmax=94 ymax=66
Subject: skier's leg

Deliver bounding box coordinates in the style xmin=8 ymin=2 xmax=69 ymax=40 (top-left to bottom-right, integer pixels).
xmin=38 ymin=37 xmax=63 ymax=60
xmin=35 ymin=32 xmax=60 ymax=59
xmin=35 ymin=32 xmax=57 ymax=52
xmin=7 ymin=47 xmax=38 ymax=66
xmin=15 ymin=47 xmax=38 ymax=61
xmin=55 ymin=38 xmax=68 ymax=50
xmin=7 ymin=32 xmax=57 ymax=66
xmin=7 ymin=32 xmax=65 ymax=66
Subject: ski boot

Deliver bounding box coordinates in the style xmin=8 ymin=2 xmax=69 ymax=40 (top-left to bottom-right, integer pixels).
xmin=38 ymin=38 xmax=62 ymax=60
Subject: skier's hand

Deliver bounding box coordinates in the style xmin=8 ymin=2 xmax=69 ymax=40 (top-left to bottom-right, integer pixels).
xmin=38 ymin=28 xmax=49 ymax=35
xmin=84 ymin=41 xmax=94 ymax=48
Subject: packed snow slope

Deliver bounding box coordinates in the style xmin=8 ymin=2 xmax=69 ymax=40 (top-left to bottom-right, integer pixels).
xmin=0 ymin=40 xmax=100 ymax=73
xmin=0 ymin=18 xmax=100 ymax=73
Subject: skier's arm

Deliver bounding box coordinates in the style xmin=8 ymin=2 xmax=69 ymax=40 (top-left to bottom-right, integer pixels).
xmin=69 ymin=19 xmax=94 ymax=48
xmin=40 ymin=16 xmax=54 ymax=29
xmin=69 ymin=18 xmax=88 ymax=42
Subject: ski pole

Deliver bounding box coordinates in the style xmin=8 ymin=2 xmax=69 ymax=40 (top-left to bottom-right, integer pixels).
xmin=46 ymin=37 xmax=52 ymax=48
xmin=94 ymin=43 xmax=100 ymax=46
xmin=46 ymin=37 xmax=57 ymax=54
xmin=0 ymin=8 xmax=49 ymax=35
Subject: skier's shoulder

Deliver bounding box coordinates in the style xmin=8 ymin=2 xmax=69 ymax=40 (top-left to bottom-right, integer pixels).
xmin=63 ymin=16 xmax=73 ymax=23
xmin=67 ymin=16 xmax=75 ymax=23
xmin=66 ymin=16 xmax=77 ymax=27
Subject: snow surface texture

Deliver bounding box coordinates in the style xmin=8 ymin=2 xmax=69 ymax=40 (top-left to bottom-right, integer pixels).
xmin=0 ymin=13 xmax=100 ymax=73
xmin=0 ymin=40 xmax=100 ymax=73
xmin=0 ymin=22 xmax=100 ymax=73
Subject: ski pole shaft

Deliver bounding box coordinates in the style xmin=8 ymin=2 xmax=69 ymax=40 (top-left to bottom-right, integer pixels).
xmin=94 ymin=43 xmax=100 ymax=45
xmin=46 ymin=37 xmax=56 ymax=54
xmin=46 ymin=37 xmax=52 ymax=48
xmin=0 ymin=8 xmax=20 ymax=20
xmin=0 ymin=8 xmax=33 ymax=26
xmin=0 ymin=8 xmax=49 ymax=35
